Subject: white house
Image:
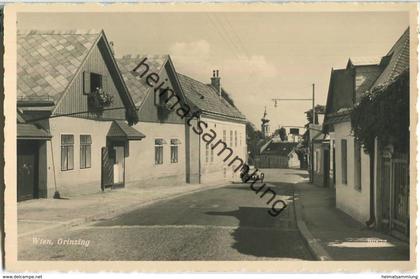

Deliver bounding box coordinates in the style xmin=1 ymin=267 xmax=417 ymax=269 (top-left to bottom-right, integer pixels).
xmin=177 ymin=71 xmax=247 ymax=184
xmin=17 ymin=30 xmax=143 ymax=200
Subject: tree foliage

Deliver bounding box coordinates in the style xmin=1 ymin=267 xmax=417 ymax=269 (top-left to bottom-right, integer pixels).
xmin=350 ymin=70 xmax=409 ymax=154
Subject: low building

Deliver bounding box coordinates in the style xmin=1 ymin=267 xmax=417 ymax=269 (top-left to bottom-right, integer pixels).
xmin=255 ymin=140 xmax=299 ymax=169
xmin=117 ymin=55 xmax=190 ymax=188
xmin=178 ymin=71 xmax=247 ymax=184
xmin=16 ymin=30 xmax=143 ymax=199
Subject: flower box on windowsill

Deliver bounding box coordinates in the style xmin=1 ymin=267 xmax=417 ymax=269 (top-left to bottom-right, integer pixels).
xmin=88 ymin=88 xmax=114 ymax=110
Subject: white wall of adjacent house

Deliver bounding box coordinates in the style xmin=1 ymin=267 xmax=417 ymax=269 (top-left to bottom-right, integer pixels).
xmin=200 ymin=116 xmax=246 ymax=184
xmin=333 ymin=121 xmax=371 ymax=224
xmin=125 ymin=122 xmax=186 ymax=188
xmin=46 ymin=116 xmax=112 ymax=197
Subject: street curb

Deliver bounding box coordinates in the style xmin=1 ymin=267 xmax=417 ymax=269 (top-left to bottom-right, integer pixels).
xmin=293 ymin=186 xmax=332 ymax=261
xmin=18 ymin=182 xmax=228 ymax=238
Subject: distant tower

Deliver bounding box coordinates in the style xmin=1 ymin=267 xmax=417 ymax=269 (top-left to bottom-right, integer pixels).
xmin=261 ymin=107 xmax=270 ymax=138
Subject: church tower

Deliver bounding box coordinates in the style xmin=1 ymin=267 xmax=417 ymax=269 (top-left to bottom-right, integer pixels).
xmin=261 ymin=107 xmax=270 ymax=138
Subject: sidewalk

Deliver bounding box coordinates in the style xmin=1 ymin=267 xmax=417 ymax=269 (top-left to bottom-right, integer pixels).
xmin=294 ymin=182 xmax=410 ymax=261
xmin=18 ymin=181 xmax=227 ymax=237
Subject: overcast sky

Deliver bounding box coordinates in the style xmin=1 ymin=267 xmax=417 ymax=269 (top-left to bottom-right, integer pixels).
xmin=18 ymin=12 xmax=408 ymax=130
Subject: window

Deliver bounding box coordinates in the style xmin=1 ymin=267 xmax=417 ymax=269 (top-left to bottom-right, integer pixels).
xmin=223 ymin=130 xmax=226 ymax=143
xmin=61 ymin=135 xmax=74 ymax=171
xmin=170 ymin=139 xmax=179 ymax=163
xmin=80 ymin=135 xmax=92 ymax=169
xmin=235 ymin=131 xmax=238 ymax=147
xmin=210 ymin=144 xmax=214 ymax=162
xmin=341 ymin=139 xmax=347 ymax=184
xmin=155 ymin=88 xmax=173 ymax=108
xmin=230 ymin=130 xmax=233 ymax=147
xmin=154 ymin=138 xmax=165 ymax=165
xmin=354 ymin=139 xmax=362 ymax=191
xmin=239 ymin=132 xmax=242 ymax=146
xmin=83 ymin=71 xmax=103 ymax=95
xmin=91 ymin=73 xmax=103 ymax=92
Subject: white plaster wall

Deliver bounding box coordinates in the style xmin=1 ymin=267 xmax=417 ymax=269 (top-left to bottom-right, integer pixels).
xmin=333 ymin=121 xmax=371 ymax=224
xmin=125 ymin=122 xmax=186 ymax=187
xmin=200 ymin=117 xmax=246 ymax=184
xmin=47 ymin=117 xmax=112 ymax=197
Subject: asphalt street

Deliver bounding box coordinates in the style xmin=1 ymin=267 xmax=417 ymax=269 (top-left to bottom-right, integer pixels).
xmin=18 ymin=169 xmax=313 ymax=260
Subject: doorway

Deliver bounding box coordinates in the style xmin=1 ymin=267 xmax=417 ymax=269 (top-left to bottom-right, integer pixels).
xmin=17 ymin=141 xmax=39 ymax=201
xmin=113 ymin=145 xmax=125 ymax=186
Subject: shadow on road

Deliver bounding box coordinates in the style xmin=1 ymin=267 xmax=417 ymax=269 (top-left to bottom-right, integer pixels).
xmin=206 ymin=207 xmax=313 ymax=260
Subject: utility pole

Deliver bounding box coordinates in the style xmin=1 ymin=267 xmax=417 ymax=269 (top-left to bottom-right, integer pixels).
xmin=312 ymin=83 xmax=315 ymax=124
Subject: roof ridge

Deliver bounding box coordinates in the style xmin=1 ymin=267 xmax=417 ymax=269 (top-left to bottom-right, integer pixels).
xmin=18 ymin=29 xmax=101 ymax=35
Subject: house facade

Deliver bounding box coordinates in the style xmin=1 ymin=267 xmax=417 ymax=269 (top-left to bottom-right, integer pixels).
xmin=17 ymin=30 xmax=143 ymax=200
xmin=255 ymin=140 xmax=299 ymax=169
xmin=117 ymin=55 xmax=189 ymax=187
xmin=323 ymin=61 xmax=379 ymax=223
xmin=177 ymin=71 xmax=247 ymax=184
xmin=323 ymin=28 xmax=410 ymax=231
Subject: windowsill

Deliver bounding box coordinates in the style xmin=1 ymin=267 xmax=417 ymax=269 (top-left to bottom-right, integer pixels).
xmin=61 ymin=168 xmax=75 ymax=172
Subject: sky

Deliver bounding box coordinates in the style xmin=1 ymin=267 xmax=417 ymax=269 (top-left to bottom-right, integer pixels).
xmin=18 ymin=12 xmax=409 ymax=131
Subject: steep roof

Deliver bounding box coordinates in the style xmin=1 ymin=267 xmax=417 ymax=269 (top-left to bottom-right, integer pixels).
xmin=261 ymin=141 xmax=298 ymax=156
xmin=372 ymin=28 xmax=409 ymax=88
xmin=17 ymin=30 xmax=101 ymax=102
xmin=116 ymin=55 xmax=168 ymax=107
xmin=177 ymin=73 xmax=246 ymax=121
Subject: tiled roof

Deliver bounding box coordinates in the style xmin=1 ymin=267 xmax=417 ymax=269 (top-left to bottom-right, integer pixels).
xmin=177 ymin=73 xmax=246 ymax=121
xmin=116 ymin=55 xmax=168 ymax=107
xmin=17 ymin=30 xmax=101 ymax=102
xmin=107 ymin=120 xmax=145 ymax=140
xmin=17 ymin=123 xmax=52 ymax=140
xmin=372 ymin=28 xmax=409 ymax=88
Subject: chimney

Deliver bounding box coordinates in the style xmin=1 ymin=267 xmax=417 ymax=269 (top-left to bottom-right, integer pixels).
xmin=210 ymin=69 xmax=221 ymax=98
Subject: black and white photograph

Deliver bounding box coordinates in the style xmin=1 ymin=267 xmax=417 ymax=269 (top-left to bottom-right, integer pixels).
xmin=3 ymin=3 xmax=417 ymax=273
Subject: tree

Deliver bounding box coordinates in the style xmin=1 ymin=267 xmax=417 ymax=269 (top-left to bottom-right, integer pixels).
xmin=246 ymin=122 xmax=264 ymax=163
xmin=274 ymin=127 xmax=287 ymax=141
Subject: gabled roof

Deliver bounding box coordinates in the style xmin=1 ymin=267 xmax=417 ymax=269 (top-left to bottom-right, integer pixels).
xmin=17 ymin=29 xmax=138 ymax=123
xmin=107 ymin=120 xmax=145 ymax=140
xmin=177 ymin=73 xmax=246 ymax=121
xmin=261 ymin=141 xmax=298 ymax=156
xmin=372 ymin=28 xmax=409 ymax=88
xmin=117 ymin=55 xmax=168 ymax=107
xmin=17 ymin=30 xmax=101 ymax=102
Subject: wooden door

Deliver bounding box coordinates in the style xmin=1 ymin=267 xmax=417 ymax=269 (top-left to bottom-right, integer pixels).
xmin=17 ymin=142 xmax=38 ymax=201
xmin=101 ymin=147 xmax=114 ymax=190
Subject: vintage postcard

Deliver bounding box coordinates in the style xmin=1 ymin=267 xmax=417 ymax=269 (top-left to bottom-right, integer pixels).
xmin=2 ymin=3 xmax=417 ymax=272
